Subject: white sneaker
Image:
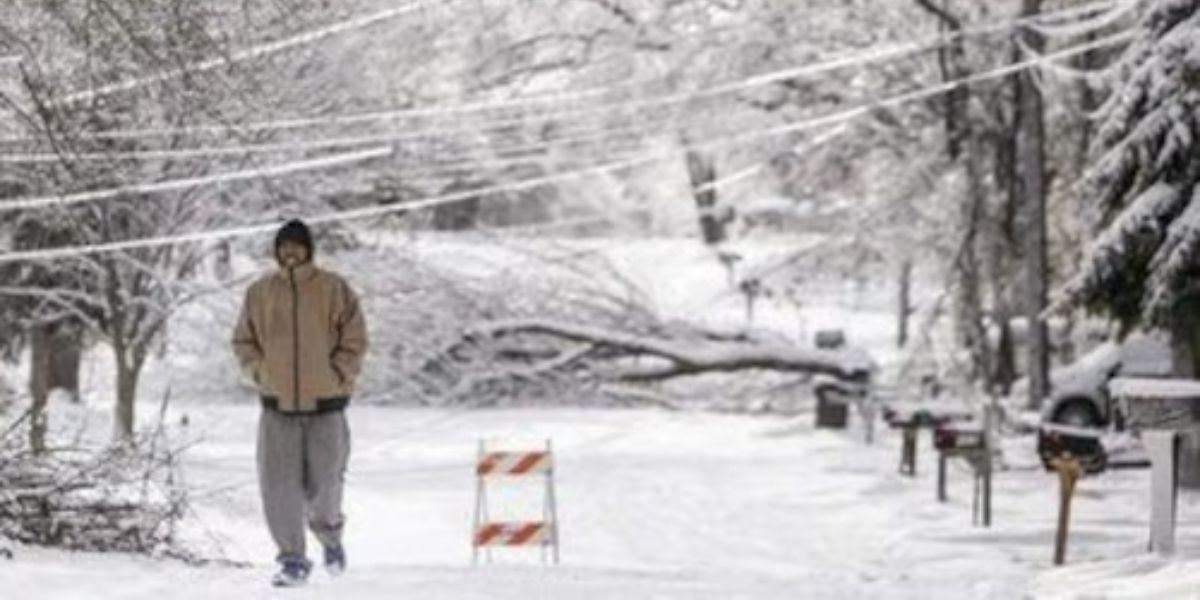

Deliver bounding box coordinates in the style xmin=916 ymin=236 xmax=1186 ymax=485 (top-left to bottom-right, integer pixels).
xmin=271 ymin=559 xmax=311 ymax=587
xmin=323 ymin=545 xmax=346 ymax=577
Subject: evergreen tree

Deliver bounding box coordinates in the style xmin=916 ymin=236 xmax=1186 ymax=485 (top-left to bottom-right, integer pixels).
xmin=1071 ymin=0 xmax=1200 ymax=366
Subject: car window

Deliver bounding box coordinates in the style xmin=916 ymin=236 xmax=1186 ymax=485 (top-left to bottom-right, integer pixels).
xmin=1117 ymin=333 xmax=1174 ymax=376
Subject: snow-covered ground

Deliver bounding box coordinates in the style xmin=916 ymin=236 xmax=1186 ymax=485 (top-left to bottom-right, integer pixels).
xmin=5 ymin=401 xmax=1200 ymax=598
xmin=5 ymin=237 xmax=1200 ymax=598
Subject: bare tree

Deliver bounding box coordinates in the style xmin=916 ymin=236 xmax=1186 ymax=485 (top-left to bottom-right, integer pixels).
xmin=0 ymin=0 xmax=309 ymax=441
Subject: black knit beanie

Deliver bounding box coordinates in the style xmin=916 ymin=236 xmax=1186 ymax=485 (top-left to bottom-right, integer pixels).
xmin=274 ymin=219 xmax=314 ymax=264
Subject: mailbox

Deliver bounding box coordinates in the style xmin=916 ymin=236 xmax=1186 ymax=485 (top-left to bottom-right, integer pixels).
xmin=934 ymin=425 xmax=986 ymax=452
xmin=883 ymin=405 xmax=972 ymax=429
xmin=1038 ymin=425 xmax=1106 ymax=474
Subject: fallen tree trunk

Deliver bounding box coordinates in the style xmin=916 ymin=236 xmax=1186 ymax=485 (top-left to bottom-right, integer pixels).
xmin=441 ymin=318 xmax=876 ymax=395
xmin=475 ymin=318 xmax=873 ymax=382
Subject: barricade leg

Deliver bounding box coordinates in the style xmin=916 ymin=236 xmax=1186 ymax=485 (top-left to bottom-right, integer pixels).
xmin=473 ymin=441 xmax=485 ymax=565
xmin=544 ymin=439 xmax=560 ymax=565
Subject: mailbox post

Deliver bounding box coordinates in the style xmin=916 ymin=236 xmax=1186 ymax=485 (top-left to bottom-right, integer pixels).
xmin=933 ymin=423 xmax=991 ymax=526
xmin=1107 ymin=377 xmax=1200 ymax=556
xmin=884 ymin=403 xmax=973 ymax=477
xmin=1038 ymin=424 xmax=1105 ymax=565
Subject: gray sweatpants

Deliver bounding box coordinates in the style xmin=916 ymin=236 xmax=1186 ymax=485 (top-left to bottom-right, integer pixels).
xmin=257 ymin=409 xmax=351 ymax=563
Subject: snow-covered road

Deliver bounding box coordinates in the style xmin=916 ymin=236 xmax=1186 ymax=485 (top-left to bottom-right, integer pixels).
xmin=5 ymin=404 xmax=1200 ymax=598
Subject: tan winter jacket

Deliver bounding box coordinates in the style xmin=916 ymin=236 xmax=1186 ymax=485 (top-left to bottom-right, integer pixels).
xmin=232 ymin=263 xmax=368 ymax=413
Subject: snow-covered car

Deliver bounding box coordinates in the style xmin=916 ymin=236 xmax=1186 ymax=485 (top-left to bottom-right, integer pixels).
xmin=1039 ymin=332 xmax=1174 ymax=429
xmin=1034 ymin=332 xmax=1172 ymax=472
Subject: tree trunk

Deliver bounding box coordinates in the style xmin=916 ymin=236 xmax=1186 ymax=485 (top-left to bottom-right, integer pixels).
xmin=897 ymin=260 xmax=912 ymax=348
xmin=956 ymin=132 xmax=994 ymax=384
xmin=992 ymin=319 xmax=1016 ymax=395
xmin=214 ymin=240 xmax=232 ymax=281
xmin=48 ymin=325 xmax=82 ymax=402
xmin=913 ymin=1 xmax=996 ymax=384
xmin=1072 ymin=32 xmax=1104 ymax=179
xmin=1173 ymin=300 xmax=1200 ymax=378
xmin=956 ymin=223 xmax=990 ymax=382
xmin=987 ymin=222 xmax=1017 ymax=394
xmin=29 ymin=322 xmax=85 ymax=453
xmin=686 ymin=150 xmax=726 ymax=245
xmin=1164 ymin=297 xmax=1200 ymax=487
xmin=1017 ymin=0 xmax=1050 ymax=410
xmin=113 ymin=347 xmax=141 ymax=442
xmin=28 ymin=325 xmax=50 ymax=454
xmin=433 ymin=178 xmax=483 ymax=231
xmin=927 ymin=5 xmax=967 ymax=160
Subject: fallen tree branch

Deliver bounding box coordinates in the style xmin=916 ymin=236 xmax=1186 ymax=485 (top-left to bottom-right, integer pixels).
xmin=472 ymin=318 xmax=876 ymax=382
xmin=0 ymin=433 xmax=187 ymax=554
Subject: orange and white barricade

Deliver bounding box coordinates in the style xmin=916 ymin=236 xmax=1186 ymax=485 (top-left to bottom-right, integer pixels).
xmin=472 ymin=440 xmax=560 ymax=564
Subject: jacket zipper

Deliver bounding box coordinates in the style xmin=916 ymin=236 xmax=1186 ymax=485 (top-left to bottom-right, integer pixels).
xmin=289 ymin=267 xmax=300 ymax=410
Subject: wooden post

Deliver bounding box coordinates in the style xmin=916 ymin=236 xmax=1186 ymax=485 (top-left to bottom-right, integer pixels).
xmin=1051 ymin=455 xmax=1082 ymax=566
xmin=971 ymin=451 xmax=993 ymax=528
xmin=981 ymin=454 xmax=992 ymax=528
xmin=982 ymin=403 xmax=997 ymax=528
xmin=937 ymin=452 xmax=947 ymax=502
xmin=856 ymin=395 xmax=876 ymax=445
xmin=900 ymin=426 xmax=918 ymax=476
xmin=972 ymin=468 xmax=981 ymax=525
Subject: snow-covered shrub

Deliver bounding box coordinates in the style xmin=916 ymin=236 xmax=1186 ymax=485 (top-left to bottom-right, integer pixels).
xmin=0 ymin=430 xmax=188 ymax=555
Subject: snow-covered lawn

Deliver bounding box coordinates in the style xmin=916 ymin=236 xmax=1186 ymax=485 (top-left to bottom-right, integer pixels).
xmin=6 ymin=402 xmax=1200 ymax=598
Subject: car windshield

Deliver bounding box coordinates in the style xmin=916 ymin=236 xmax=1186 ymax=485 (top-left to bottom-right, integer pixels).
xmin=1071 ymin=341 xmax=1120 ymax=374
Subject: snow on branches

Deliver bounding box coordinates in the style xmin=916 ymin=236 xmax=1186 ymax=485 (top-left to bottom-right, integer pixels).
xmin=0 ymin=430 xmax=188 ymax=555
xmin=1065 ymin=0 xmax=1200 ymax=331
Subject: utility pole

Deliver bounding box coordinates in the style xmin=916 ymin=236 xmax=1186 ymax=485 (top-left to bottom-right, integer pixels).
xmin=1017 ymin=0 xmax=1050 ymax=410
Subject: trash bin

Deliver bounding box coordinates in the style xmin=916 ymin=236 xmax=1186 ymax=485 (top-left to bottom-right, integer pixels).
xmin=815 ymin=387 xmax=849 ymax=429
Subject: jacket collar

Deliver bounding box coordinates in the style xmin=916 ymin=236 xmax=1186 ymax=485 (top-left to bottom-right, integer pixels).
xmin=275 ymin=262 xmax=318 ymax=282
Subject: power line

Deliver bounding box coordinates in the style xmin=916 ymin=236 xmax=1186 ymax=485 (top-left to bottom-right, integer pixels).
xmin=0 ymin=68 xmax=691 ymax=163
xmin=0 ymin=147 xmax=391 ymax=213
xmin=3 ymin=0 xmax=1120 ymax=145
xmin=1027 ymin=0 xmax=1140 ymax=38
xmin=0 ymin=120 xmax=666 ymax=200
xmin=0 ymin=101 xmax=672 ymax=164
xmin=482 ymin=212 xmax=636 ymax=237
xmin=48 ymin=0 xmax=434 ymax=107
xmin=0 ymin=0 xmax=1122 ymax=174
xmin=0 ymin=28 xmax=1131 ymax=214
xmin=0 ymin=29 xmax=1133 ymax=264
xmin=2 ymin=29 xmax=1132 ymax=220
xmin=306 ymin=31 xmax=1134 ymax=221
xmin=486 ymin=128 xmax=852 ymax=237
xmin=692 ymin=124 xmax=852 ymax=196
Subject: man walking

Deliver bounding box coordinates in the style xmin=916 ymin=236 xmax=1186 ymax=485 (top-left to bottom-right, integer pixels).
xmin=232 ymin=219 xmax=368 ymax=587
